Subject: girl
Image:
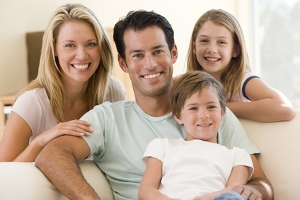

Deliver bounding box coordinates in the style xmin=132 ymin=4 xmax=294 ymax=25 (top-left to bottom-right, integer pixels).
xmin=186 ymin=9 xmax=294 ymax=122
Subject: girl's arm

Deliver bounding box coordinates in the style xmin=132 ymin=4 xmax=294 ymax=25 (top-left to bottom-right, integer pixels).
xmin=227 ymin=78 xmax=294 ymax=122
xmin=139 ymin=157 xmax=175 ymax=200
xmin=0 ymin=112 xmax=92 ymax=162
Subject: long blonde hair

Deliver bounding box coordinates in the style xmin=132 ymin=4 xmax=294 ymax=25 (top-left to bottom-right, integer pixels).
xmin=18 ymin=4 xmax=114 ymax=122
xmin=186 ymin=9 xmax=250 ymax=101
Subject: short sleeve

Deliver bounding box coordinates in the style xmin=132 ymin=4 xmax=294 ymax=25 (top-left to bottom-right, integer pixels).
xmin=232 ymin=147 xmax=254 ymax=180
xmin=142 ymin=138 xmax=166 ymax=164
xmin=106 ymin=76 xmax=126 ymax=102
xmin=12 ymin=88 xmax=56 ymax=139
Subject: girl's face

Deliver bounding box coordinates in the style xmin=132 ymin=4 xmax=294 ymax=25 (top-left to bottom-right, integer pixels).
xmin=193 ymin=21 xmax=239 ymax=81
xmin=174 ymin=87 xmax=224 ymax=143
xmin=55 ymin=20 xmax=100 ymax=86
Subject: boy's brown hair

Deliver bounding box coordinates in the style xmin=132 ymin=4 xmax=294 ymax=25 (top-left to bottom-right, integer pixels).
xmin=170 ymin=71 xmax=226 ymax=118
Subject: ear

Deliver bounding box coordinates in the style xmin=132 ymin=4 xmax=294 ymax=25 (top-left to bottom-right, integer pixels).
xmin=232 ymin=45 xmax=240 ymax=58
xmin=174 ymin=114 xmax=183 ymax=125
xmin=192 ymin=41 xmax=196 ymax=54
xmin=170 ymin=44 xmax=178 ymax=62
xmin=118 ymin=54 xmax=128 ymax=73
xmin=221 ymin=111 xmax=225 ymax=121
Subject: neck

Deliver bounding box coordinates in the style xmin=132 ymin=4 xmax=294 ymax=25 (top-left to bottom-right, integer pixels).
xmin=135 ymin=94 xmax=171 ymax=117
xmin=63 ymin=79 xmax=88 ymax=103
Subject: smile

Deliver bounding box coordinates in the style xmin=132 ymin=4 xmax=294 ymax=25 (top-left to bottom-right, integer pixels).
xmin=143 ymin=73 xmax=161 ymax=79
xmin=72 ymin=64 xmax=89 ymax=69
xmin=197 ymin=123 xmax=212 ymax=127
xmin=205 ymin=57 xmax=220 ymax=62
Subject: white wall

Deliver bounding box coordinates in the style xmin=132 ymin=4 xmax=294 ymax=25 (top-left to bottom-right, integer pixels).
xmin=0 ymin=0 xmax=252 ymax=95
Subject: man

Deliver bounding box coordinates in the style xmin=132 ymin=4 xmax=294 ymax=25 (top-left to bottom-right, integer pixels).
xmin=36 ymin=10 xmax=274 ymax=200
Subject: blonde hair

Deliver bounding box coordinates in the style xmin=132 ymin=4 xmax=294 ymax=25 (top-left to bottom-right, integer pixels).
xmin=18 ymin=4 xmax=114 ymax=122
xmin=186 ymin=9 xmax=250 ymax=101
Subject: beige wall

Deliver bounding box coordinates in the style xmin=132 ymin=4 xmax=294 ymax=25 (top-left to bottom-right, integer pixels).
xmin=0 ymin=0 xmax=252 ymax=100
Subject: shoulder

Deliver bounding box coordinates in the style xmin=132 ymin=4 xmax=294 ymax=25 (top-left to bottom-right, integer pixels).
xmin=15 ymin=88 xmax=48 ymax=103
xmin=243 ymin=71 xmax=260 ymax=84
xmin=106 ymin=76 xmax=126 ymax=102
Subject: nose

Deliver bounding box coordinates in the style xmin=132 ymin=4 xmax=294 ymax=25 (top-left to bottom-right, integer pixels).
xmin=198 ymin=109 xmax=209 ymax=119
xmin=144 ymin=53 xmax=156 ymax=70
xmin=76 ymin=46 xmax=88 ymax=60
xmin=207 ymin=43 xmax=218 ymax=54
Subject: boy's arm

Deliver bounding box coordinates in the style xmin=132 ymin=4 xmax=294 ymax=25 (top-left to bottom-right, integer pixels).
xmin=232 ymin=154 xmax=274 ymax=200
xmin=139 ymin=157 xmax=173 ymax=200
xmin=193 ymin=165 xmax=249 ymax=200
xmin=35 ymin=135 xmax=100 ymax=200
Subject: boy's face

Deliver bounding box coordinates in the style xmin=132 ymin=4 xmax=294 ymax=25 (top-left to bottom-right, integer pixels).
xmin=174 ymin=87 xmax=224 ymax=143
xmin=118 ymin=26 xmax=177 ymax=99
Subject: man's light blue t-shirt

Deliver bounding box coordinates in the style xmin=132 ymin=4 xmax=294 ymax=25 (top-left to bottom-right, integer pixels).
xmin=82 ymin=101 xmax=259 ymax=200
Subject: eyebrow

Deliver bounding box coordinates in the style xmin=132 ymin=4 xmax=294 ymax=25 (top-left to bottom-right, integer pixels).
xmin=186 ymin=101 xmax=218 ymax=106
xmin=198 ymin=34 xmax=230 ymax=40
xmin=61 ymin=39 xmax=97 ymax=43
xmin=128 ymin=44 xmax=165 ymax=55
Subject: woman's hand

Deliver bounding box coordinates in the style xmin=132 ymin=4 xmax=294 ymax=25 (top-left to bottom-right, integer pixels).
xmin=33 ymin=120 xmax=93 ymax=149
xmin=14 ymin=119 xmax=93 ymax=162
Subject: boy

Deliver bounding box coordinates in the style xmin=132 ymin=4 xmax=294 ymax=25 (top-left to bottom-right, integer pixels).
xmin=139 ymin=71 xmax=253 ymax=200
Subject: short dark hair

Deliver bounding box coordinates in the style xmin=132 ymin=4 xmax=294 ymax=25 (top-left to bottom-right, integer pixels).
xmin=113 ymin=10 xmax=175 ymax=59
xmin=170 ymin=71 xmax=226 ymax=118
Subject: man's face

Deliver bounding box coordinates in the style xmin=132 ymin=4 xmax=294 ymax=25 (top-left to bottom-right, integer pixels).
xmin=118 ymin=26 xmax=177 ymax=99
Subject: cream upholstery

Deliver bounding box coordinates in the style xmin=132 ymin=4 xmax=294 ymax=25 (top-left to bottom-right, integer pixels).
xmin=0 ymin=111 xmax=299 ymax=200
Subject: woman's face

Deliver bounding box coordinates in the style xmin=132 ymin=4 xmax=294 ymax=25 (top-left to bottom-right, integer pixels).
xmin=193 ymin=21 xmax=239 ymax=81
xmin=55 ymin=20 xmax=100 ymax=85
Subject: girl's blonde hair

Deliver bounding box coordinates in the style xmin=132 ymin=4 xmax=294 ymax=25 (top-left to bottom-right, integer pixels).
xmin=18 ymin=3 xmax=114 ymax=122
xmin=186 ymin=9 xmax=251 ymax=101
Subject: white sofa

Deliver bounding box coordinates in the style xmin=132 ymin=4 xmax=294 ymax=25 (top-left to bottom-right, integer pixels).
xmin=0 ymin=111 xmax=299 ymax=200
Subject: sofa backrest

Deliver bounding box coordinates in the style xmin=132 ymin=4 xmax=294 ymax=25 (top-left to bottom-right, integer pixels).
xmin=239 ymin=110 xmax=300 ymax=200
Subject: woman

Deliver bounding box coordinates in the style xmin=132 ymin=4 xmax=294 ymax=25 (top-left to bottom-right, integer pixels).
xmin=0 ymin=3 xmax=125 ymax=162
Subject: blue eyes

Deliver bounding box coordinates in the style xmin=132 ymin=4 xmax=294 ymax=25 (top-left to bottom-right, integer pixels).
xmin=64 ymin=42 xmax=97 ymax=48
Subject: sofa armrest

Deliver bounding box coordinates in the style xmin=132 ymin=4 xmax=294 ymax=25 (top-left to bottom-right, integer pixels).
xmin=0 ymin=161 xmax=114 ymax=200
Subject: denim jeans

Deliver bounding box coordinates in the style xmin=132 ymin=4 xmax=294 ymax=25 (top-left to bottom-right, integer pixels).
xmin=214 ymin=191 xmax=244 ymax=200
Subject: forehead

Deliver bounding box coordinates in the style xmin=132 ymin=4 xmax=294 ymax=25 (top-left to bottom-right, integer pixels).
xmin=57 ymin=20 xmax=96 ymax=40
xmin=186 ymin=87 xmax=219 ymax=102
xmin=198 ymin=21 xmax=231 ymax=38
xmin=123 ymin=26 xmax=168 ymax=53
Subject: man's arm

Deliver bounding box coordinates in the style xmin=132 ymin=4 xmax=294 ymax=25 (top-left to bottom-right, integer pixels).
xmin=232 ymin=155 xmax=274 ymax=200
xmin=35 ymin=135 xmax=100 ymax=200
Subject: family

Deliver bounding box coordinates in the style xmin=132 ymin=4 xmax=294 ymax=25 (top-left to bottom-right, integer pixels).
xmin=0 ymin=3 xmax=295 ymax=200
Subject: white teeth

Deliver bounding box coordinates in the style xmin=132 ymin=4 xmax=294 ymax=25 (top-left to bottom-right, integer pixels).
xmin=73 ymin=64 xmax=89 ymax=69
xmin=206 ymin=57 xmax=219 ymax=61
xmin=144 ymin=73 xmax=160 ymax=79
xmin=198 ymin=123 xmax=210 ymax=127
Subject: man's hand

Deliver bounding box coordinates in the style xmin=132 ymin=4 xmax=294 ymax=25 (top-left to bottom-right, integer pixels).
xmin=232 ymin=184 xmax=262 ymax=200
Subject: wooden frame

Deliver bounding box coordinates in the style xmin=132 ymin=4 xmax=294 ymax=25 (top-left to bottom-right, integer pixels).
xmin=0 ymin=95 xmax=16 ymax=140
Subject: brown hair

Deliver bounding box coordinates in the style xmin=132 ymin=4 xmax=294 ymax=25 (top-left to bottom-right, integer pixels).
xmin=170 ymin=71 xmax=226 ymax=118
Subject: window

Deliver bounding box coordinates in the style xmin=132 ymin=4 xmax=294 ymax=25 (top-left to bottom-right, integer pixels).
xmin=254 ymin=0 xmax=300 ymax=109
